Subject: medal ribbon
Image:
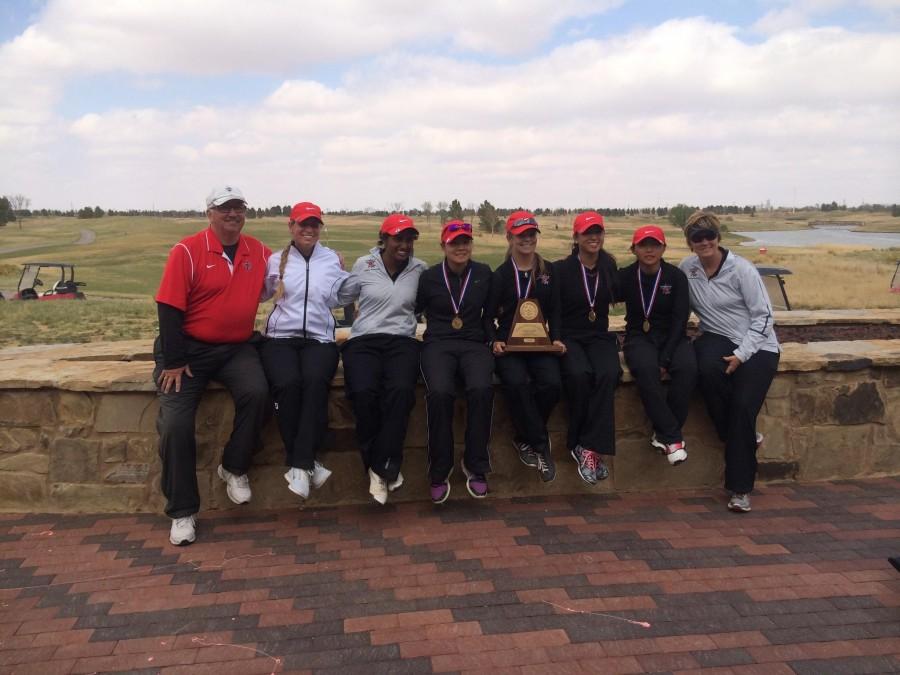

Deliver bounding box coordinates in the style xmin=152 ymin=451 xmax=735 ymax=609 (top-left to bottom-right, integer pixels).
xmin=512 ymin=259 xmax=533 ymax=300
xmin=581 ymin=264 xmax=599 ymax=311
xmin=442 ymin=260 xmax=472 ymax=317
xmin=638 ymin=266 xmax=663 ymax=324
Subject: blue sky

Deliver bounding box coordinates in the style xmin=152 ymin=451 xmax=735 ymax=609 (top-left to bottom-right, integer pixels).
xmin=1 ymin=0 xmax=898 ymax=210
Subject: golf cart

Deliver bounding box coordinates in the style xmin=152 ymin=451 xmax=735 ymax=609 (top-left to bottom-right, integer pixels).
xmin=756 ymin=266 xmax=792 ymax=311
xmin=891 ymin=261 xmax=900 ymax=294
xmin=13 ymin=262 xmax=86 ymax=301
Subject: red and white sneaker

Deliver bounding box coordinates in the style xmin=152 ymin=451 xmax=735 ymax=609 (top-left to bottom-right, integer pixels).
xmin=665 ymin=441 xmax=687 ymax=466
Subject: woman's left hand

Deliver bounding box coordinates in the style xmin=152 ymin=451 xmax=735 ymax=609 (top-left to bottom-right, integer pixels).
xmin=552 ymin=340 xmax=567 ymax=355
xmin=722 ymin=354 xmax=743 ymax=374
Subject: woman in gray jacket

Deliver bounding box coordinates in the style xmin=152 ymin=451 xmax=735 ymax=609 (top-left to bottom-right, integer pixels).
xmin=341 ymin=214 xmax=427 ymax=505
xmin=679 ymin=210 xmax=780 ymax=514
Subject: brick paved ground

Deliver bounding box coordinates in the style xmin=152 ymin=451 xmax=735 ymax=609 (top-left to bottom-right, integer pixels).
xmin=1 ymin=478 xmax=899 ymax=674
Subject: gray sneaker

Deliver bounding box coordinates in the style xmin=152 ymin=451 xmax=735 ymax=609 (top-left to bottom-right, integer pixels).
xmin=571 ymin=445 xmax=597 ymax=485
xmin=728 ymin=493 xmax=752 ymax=513
xmin=536 ymin=445 xmax=556 ymax=483
xmin=513 ymin=440 xmax=539 ymax=468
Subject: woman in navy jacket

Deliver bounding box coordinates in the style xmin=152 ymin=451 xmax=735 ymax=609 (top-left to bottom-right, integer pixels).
xmin=554 ymin=211 xmax=621 ymax=485
xmin=487 ymin=210 xmax=565 ymax=483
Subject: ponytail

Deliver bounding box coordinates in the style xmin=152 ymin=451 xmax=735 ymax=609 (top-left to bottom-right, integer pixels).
xmin=272 ymin=242 xmax=292 ymax=303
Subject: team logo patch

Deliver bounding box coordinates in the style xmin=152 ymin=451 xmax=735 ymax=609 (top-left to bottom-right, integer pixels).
xmin=366 ymin=259 xmax=377 ymax=269
xmin=243 ymin=261 xmax=252 ymax=271
xmin=538 ymin=273 xmax=550 ymax=285
xmin=660 ymin=284 xmax=672 ymax=295
xmin=688 ymin=267 xmax=700 ymax=279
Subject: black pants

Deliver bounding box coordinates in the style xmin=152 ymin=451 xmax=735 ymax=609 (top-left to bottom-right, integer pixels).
xmin=560 ymin=335 xmax=621 ymax=455
xmin=419 ymin=339 xmax=494 ymax=482
xmin=342 ymin=334 xmax=420 ymax=482
xmin=494 ymin=352 xmax=561 ymax=451
xmin=693 ymin=332 xmax=780 ymax=494
xmin=153 ymin=336 xmax=268 ymax=518
xmin=260 ymin=337 xmax=339 ymax=470
xmin=623 ymin=333 xmax=697 ymax=444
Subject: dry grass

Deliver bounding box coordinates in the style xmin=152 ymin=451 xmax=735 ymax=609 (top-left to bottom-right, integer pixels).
xmin=0 ymin=212 xmax=898 ymax=347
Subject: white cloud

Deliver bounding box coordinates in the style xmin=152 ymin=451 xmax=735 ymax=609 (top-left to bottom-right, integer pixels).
xmin=1 ymin=4 xmax=899 ymax=209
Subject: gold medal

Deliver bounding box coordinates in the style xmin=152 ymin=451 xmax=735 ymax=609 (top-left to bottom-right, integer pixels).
xmin=643 ymin=319 xmax=650 ymax=333
xmin=588 ymin=309 xmax=597 ymax=322
xmin=451 ymin=315 xmax=463 ymax=330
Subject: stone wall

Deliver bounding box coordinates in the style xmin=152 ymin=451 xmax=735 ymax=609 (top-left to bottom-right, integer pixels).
xmin=1 ymin=328 xmax=899 ymax=514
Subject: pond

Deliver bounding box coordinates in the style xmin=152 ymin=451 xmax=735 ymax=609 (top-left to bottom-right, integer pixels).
xmin=735 ymin=227 xmax=900 ymax=249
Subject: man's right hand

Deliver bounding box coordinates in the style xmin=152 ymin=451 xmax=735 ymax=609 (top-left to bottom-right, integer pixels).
xmin=158 ymin=364 xmax=193 ymax=393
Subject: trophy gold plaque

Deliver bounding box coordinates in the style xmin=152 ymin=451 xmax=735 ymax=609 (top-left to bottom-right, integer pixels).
xmin=506 ymin=299 xmax=563 ymax=352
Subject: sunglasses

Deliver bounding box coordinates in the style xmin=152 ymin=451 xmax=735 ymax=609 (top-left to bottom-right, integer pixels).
xmin=511 ymin=217 xmax=538 ymax=229
xmin=689 ymin=229 xmax=718 ymax=243
xmin=213 ymin=204 xmax=246 ymax=214
xmin=291 ymin=218 xmax=322 ymax=229
xmin=445 ymin=222 xmax=473 ymax=233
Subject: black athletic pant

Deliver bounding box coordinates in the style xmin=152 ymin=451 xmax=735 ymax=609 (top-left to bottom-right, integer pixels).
xmin=153 ymin=336 xmax=268 ymax=519
xmin=342 ymin=334 xmax=420 ymax=483
xmin=419 ymin=338 xmax=494 ymax=483
xmin=494 ymin=352 xmax=561 ymax=452
xmin=623 ymin=334 xmax=697 ymax=444
xmin=560 ymin=334 xmax=621 ymax=455
xmin=693 ymin=332 xmax=779 ymax=494
xmin=260 ymin=337 xmax=339 ymax=470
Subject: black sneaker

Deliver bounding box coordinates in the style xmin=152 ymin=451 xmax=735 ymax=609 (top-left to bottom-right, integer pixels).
xmin=536 ymin=445 xmax=556 ymax=483
xmin=513 ymin=440 xmax=539 ymax=467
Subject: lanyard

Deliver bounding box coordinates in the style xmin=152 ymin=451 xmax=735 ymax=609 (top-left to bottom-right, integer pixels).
xmin=511 ymin=259 xmax=533 ymax=300
xmin=638 ymin=266 xmax=663 ymax=331
xmin=442 ymin=260 xmax=472 ymax=316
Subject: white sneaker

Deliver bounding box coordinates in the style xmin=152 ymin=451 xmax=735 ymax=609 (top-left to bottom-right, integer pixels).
xmin=649 ymin=434 xmax=667 ymax=455
xmin=217 ymin=465 xmax=251 ymax=504
xmin=169 ymin=515 xmax=196 ymax=546
xmin=285 ymin=467 xmax=311 ymax=499
xmin=756 ymin=432 xmax=764 ymax=448
xmin=728 ymin=492 xmax=752 ymax=513
xmin=368 ymin=469 xmax=388 ymax=505
xmin=311 ymin=461 xmax=332 ymax=489
xmin=388 ymin=471 xmax=403 ymax=492
xmin=665 ymin=441 xmax=688 ymax=466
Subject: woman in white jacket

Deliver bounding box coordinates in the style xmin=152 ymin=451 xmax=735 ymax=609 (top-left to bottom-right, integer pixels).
xmin=261 ymin=202 xmax=353 ymax=499
xmin=340 ymin=214 xmax=427 ymax=505
xmin=679 ymin=210 xmax=780 ymax=514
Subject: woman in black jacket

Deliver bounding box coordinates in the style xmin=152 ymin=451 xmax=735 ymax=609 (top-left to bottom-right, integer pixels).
xmin=487 ymin=211 xmax=565 ymax=483
xmin=618 ymin=225 xmax=696 ymax=465
xmin=554 ymin=211 xmax=621 ymax=485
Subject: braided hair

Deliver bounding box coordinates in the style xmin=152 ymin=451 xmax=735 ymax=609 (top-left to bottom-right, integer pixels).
xmin=272 ymin=242 xmax=293 ymax=303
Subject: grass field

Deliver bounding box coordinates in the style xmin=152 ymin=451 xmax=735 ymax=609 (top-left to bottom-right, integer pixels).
xmin=0 ymin=210 xmax=898 ymax=347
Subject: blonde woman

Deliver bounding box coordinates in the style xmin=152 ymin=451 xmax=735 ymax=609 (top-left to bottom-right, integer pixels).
xmin=261 ymin=202 xmax=353 ymax=499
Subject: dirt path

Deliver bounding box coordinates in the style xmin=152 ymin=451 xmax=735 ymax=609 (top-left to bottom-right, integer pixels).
xmin=0 ymin=228 xmax=96 ymax=255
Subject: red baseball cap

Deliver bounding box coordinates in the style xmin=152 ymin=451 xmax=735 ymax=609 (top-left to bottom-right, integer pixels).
xmin=506 ymin=210 xmax=540 ymax=235
xmin=573 ymin=211 xmax=605 ymax=234
xmin=441 ymin=220 xmax=474 ymax=244
xmin=380 ymin=213 xmax=417 ymax=236
xmin=632 ymin=225 xmax=666 ymax=246
xmin=289 ymin=202 xmax=323 ymax=224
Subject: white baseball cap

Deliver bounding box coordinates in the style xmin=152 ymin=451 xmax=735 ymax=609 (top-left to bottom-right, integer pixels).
xmin=205 ymin=184 xmax=247 ymax=208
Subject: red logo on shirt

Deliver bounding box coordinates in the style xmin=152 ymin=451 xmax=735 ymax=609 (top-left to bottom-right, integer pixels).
xmin=660 ymin=284 xmax=672 ymax=295
xmin=366 ymin=259 xmax=377 ymax=269
xmin=243 ymin=261 xmax=252 ymax=271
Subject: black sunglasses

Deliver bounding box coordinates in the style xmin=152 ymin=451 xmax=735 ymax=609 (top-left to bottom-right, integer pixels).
xmin=446 ymin=222 xmax=473 ymax=233
xmin=689 ymin=229 xmax=718 ymax=243
xmin=511 ymin=217 xmax=538 ymax=229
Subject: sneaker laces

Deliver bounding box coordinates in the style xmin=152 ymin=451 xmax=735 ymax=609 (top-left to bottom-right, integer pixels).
xmin=582 ymin=450 xmax=598 ymax=472
xmin=537 ymin=453 xmax=550 ymax=473
xmin=233 ymin=473 xmax=249 ymax=488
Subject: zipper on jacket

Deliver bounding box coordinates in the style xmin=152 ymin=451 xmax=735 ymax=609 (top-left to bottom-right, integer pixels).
xmin=302 ymin=256 xmax=310 ymax=338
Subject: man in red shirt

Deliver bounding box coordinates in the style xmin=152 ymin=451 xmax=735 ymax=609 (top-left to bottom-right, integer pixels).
xmin=154 ymin=185 xmax=271 ymax=546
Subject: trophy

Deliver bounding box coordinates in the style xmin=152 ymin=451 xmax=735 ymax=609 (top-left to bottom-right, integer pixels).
xmin=506 ymin=299 xmax=564 ymax=352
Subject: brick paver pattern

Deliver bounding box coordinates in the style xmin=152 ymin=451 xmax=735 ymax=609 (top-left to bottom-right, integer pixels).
xmin=1 ymin=478 xmax=899 ymax=674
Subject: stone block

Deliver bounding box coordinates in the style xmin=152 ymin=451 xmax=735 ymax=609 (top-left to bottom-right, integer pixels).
xmin=0 ymin=392 xmax=54 ymax=426
xmin=792 ymin=389 xmax=829 ymax=425
xmin=832 ymin=381 xmax=884 ymax=425
xmin=328 ymin=395 xmax=355 ymax=430
xmin=0 ymin=472 xmax=46 ymax=510
xmin=56 ymin=392 xmax=94 ymax=426
xmin=798 ymin=425 xmax=872 ymax=481
xmin=756 ymin=419 xmax=792 ymax=461
xmin=196 ymin=392 xmax=230 ymax=432
xmin=102 ymin=439 xmax=127 ymax=463
xmin=614 ymin=436 xmax=723 ymax=491
xmin=0 ymin=428 xmax=42 ymax=453
xmin=614 ymin=387 xmax=648 ymax=434
xmin=765 ymin=375 xmax=793 ymax=398
xmin=0 ymin=452 xmax=49 ymax=474
xmin=104 ymin=463 xmax=150 ymax=484
xmin=127 ymin=436 xmax=157 ymax=463
xmin=94 ymin=394 xmax=157 ymax=433
xmin=50 ymin=483 xmax=149 ymax=512
xmin=869 ymin=427 xmax=900 ymax=475
xmin=49 ymin=438 xmax=100 ymax=483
